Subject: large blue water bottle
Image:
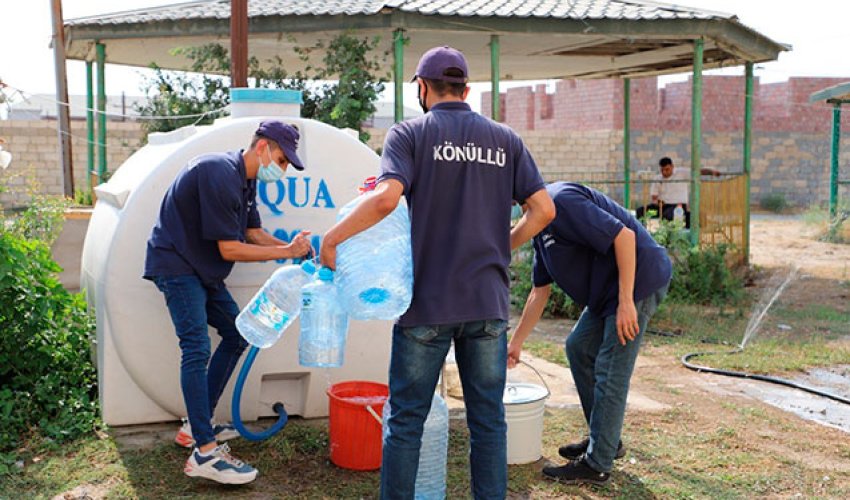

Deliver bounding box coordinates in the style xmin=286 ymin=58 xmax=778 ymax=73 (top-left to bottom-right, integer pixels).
xmin=335 ymin=176 xmax=413 ymax=320
xmin=383 ymin=393 xmax=449 ymax=499
xmin=298 ymin=267 xmax=349 ymax=367
xmin=236 ymin=260 xmax=317 ymax=348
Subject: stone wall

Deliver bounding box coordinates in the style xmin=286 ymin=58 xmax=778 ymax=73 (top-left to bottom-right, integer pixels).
xmin=0 ymin=119 xmax=145 ymax=207
xmin=3 ymin=115 xmax=847 ymax=210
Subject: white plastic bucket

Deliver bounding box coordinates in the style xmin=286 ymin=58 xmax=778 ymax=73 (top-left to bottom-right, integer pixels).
xmin=504 ymin=366 xmax=550 ymax=464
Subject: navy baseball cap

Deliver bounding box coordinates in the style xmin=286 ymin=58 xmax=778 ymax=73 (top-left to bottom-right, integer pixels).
xmin=255 ymin=120 xmax=304 ymax=170
xmin=411 ymin=46 xmax=469 ymax=84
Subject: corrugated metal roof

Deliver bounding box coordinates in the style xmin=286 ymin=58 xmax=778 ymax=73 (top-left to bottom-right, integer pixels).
xmin=66 ymin=0 xmax=733 ymax=26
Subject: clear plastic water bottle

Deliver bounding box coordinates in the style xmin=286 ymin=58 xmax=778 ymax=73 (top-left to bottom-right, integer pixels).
xmin=673 ymin=204 xmax=685 ymax=224
xmin=236 ymin=260 xmax=317 ymax=349
xmin=299 ymin=267 xmax=350 ymax=368
xmin=335 ymin=176 xmax=413 ymax=320
xmin=383 ymin=393 xmax=449 ymax=499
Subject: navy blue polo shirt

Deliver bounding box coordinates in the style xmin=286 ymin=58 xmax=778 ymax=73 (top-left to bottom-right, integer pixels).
xmin=144 ymin=151 xmax=261 ymax=287
xmin=378 ymin=101 xmax=546 ymax=326
xmin=532 ymin=182 xmax=671 ymax=318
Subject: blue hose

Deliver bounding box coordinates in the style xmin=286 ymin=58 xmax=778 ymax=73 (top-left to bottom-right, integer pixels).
xmin=231 ymin=346 xmax=289 ymax=441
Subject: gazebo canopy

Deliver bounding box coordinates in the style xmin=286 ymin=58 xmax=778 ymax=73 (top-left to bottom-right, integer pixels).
xmin=64 ymin=0 xmax=788 ymax=80
xmin=810 ymin=82 xmax=850 ymax=104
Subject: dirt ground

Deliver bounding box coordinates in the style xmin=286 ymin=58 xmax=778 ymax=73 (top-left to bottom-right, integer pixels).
xmin=750 ymin=213 xmax=850 ymax=280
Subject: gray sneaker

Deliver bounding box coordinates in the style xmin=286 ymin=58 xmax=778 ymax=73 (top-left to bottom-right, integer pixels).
xmin=184 ymin=443 xmax=258 ymax=485
xmin=175 ymin=418 xmax=241 ymax=448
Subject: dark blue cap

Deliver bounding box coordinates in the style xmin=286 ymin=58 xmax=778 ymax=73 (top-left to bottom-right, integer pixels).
xmin=412 ymin=46 xmax=469 ymax=84
xmin=255 ymin=120 xmax=304 ymax=170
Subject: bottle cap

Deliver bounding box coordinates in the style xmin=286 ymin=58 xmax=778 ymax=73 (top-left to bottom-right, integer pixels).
xmin=358 ymin=176 xmax=378 ymax=193
xmin=318 ymin=266 xmax=334 ymax=281
xmin=301 ymin=260 xmax=317 ymax=275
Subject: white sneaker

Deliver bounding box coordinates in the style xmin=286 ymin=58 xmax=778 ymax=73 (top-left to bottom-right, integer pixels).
xmin=175 ymin=418 xmax=241 ymax=448
xmin=184 ymin=443 xmax=258 ymax=485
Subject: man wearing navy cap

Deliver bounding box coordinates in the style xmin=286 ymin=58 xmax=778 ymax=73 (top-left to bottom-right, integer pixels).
xmin=320 ymin=46 xmax=555 ymax=499
xmin=144 ymin=120 xmax=312 ymax=484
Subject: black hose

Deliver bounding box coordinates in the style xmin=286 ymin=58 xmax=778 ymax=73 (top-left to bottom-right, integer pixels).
xmin=681 ymin=350 xmax=850 ymax=406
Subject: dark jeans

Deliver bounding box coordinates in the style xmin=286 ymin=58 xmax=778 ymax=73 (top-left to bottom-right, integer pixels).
xmin=381 ymin=320 xmax=508 ymax=500
xmin=152 ymin=274 xmax=248 ymax=447
xmin=565 ymin=284 xmax=668 ymax=472
xmin=636 ymin=203 xmax=690 ymax=228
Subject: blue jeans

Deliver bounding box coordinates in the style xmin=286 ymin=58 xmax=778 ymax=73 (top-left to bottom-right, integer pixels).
xmin=566 ymin=284 xmax=668 ymax=473
xmin=152 ymin=275 xmax=248 ymax=447
xmin=381 ymin=320 xmax=508 ymax=500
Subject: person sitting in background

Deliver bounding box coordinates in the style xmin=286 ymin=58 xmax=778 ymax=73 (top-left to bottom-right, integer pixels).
xmin=636 ymin=157 xmax=720 ymax=227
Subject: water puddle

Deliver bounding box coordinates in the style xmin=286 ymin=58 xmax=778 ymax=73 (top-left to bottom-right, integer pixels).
xmin=733 ymin=365 xmax=850 ymax=433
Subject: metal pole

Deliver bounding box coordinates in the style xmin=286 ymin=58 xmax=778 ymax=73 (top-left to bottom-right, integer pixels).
xmin=51 ymin=0 xmax=74 ymax=197
xmin=393 ymin=29 xmax=404 ymax=123
xmin=491 ymin=34 xmax=500 ymax=121
xmin=86 ymin=61 xmax=94 ymax=193
xmin=96 ymin=42 xmax=107 ymax=183
xmin=743 ymin=62 xmax=754 ymax=265
xmin=623 ymin=78 xmax=631 ymax=209
xmin=690 ymin=39 xmax=703 ymax=246
xmin=230 ymin=0 xmax=248 ymax=88
xmin=830 ymin=103 xmax=841 ymax=218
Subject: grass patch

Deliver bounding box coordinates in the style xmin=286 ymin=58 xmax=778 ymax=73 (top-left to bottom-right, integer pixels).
xmin=524 ymin=340 xmax=568 ymax=368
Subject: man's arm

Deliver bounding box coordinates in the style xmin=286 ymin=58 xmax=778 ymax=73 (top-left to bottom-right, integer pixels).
xmin=510 ymin=188 xmax=556 ymax=250
xmin=218 ymin=230 xmax=312 ymax=262
xmin=507 ymin=285 xmax=551 ymax=368
xmin=613 ymin=226 xmax=639 ymax=345
xmin=700 ymin=167 xmax=722 ymax=177
xmin=320 ymin=179 xmax=404 ymax=269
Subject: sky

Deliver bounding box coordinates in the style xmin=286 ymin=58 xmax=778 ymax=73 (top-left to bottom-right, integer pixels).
xmin=1 ymin=0 xmax=849 ymax=117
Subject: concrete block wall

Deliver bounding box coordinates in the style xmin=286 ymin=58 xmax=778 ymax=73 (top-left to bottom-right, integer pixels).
xmin=0 ymin=119 xmax=144 ymax=207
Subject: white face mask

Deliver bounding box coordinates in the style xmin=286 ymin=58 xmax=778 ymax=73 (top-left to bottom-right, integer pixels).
xmin=257 ymin=144 xmax=284 ymax=183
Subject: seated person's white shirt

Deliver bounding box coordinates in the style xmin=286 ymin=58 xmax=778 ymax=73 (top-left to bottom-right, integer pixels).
xmin=649 ymin=168 xmax=689 ymax=206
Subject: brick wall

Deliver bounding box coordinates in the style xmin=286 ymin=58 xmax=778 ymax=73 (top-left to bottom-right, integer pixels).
xmin=0 ymin=119 xmax=144 ymax=207
xmin=490 ymin=75 xmax=850 ymax=134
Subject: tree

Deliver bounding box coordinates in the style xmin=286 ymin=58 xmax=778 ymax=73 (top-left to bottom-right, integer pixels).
xmin=136 ymin=33 xmax=389 ymax=142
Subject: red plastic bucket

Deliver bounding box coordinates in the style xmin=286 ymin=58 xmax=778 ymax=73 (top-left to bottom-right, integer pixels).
xmin=327 ymin=380 xmax=388 ymax=470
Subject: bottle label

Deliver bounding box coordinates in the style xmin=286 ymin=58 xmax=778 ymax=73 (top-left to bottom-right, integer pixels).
xmin=302 ymin=291 xmax=314 ymax=310
xmin=250 ymin=291 xmax=289 ymax=331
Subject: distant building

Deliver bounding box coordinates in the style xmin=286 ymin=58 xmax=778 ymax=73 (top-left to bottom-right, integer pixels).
xmin=6 ymin=93 xmax=145 ymax=121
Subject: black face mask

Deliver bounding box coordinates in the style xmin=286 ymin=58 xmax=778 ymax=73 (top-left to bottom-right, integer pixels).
xmin=417 ymin=82 xmax=429 ymax=113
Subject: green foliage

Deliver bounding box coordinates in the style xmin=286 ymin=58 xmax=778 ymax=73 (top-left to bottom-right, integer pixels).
xmin=73 ymin=188 xmax=93 ymax=207
xmin=759 ymin=192 xmax=788 ymax=213
xmin=0 ymin=231 xmax=99 ymax=463
xmin=136 ymin=33 xmax=389 ymax=143
xmin=651 ymin=221 xmax=744 ymax=306
xmin=6 ymin=194 xmax=69 ymax=246
xmin=510 ymin=243 xmax=582 ymax=319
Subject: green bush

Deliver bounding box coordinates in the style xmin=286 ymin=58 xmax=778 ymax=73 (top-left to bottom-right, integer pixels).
xmin=651 ymin=221 xmax=744 ymax=306
xmin=0 ymin=231 xmax=98 ymax=466
xmin=510 ymin=243 xmax=582 ymax=319
xmin=759 ymin=192 xmax=788 ymax=213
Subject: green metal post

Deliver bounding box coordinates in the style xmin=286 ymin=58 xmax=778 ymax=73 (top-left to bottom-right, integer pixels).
xmin=623 ymin=78 xmax=631 ymax=209
xmin=830 ymin=103 xmax=841 ymax=218
xmin=491 ymin=34 xmax=500 ymax=121
xmin=86 ymin=61 xmax=94 ymax=192
xmin=690 ymin=39 xmax=703 ymax=246
xmin=96 ymin=42 xmax=107 ymax=183
xmin=743 ymin=62 xmax=753 ymax=264
xmin=393 ymin=29 xmax=404 ymax=123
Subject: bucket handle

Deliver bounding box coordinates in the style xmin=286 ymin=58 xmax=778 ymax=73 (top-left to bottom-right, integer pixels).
xmin=365 ymin=404 xmax=383 ymax=426
xmin=518 ymin=359 xmax=551 ymax=399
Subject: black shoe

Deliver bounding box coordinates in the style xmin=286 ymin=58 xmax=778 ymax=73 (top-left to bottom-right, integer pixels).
xmin=558 ymin=438 xmax=626 ymax=461
xmin=542 ymin=457 xmax=610 ymax=485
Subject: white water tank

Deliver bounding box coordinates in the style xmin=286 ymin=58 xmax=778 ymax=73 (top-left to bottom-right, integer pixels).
xmin=82 ymin=89 xmax=391 ymax=426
